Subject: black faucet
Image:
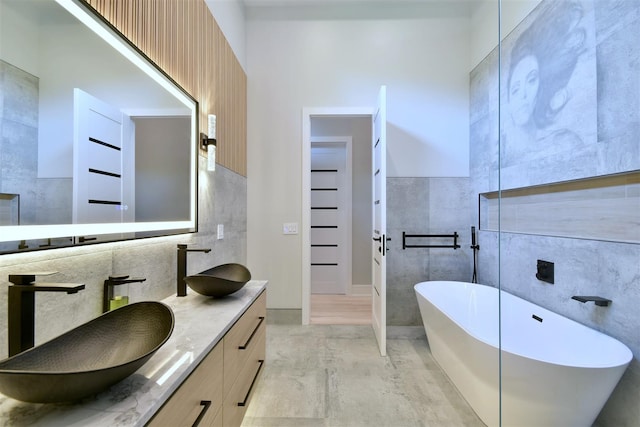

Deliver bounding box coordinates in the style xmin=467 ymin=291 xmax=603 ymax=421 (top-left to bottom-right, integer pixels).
xmin=177 ymin=244 xmax=211 ymax=297
xmin=103 ymin=275 xmax=147 ymax=312
xmin=7 ymin=272 xmax=85 ymax=357
xmin=571 ymin=296 xmax=612 ymax=307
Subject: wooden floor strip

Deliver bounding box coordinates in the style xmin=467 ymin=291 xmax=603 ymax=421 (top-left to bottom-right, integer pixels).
xmin=310 ymin=294 xmax=372 ymax=325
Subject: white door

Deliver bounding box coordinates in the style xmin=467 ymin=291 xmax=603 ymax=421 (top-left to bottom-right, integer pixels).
xmin=372 ymin=86 xmax=387 ymax=356
xmin=310 ymin=140 xmax=351 ymax=294
xmin=73 ymin=89 xmax=133 ymax=241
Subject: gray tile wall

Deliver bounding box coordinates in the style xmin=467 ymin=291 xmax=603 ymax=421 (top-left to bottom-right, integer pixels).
xmin=386 ymin=177 xmax=472 ymax=326
xmin=470 ymin=1 xmax=640 ymax=425
xmin=0 ymin=161 xmax=247 ymax=359
xmin=0 ymin=60 xmax=72 ymax=255
xmin=0 ymin=60 xmax=39 ymax=236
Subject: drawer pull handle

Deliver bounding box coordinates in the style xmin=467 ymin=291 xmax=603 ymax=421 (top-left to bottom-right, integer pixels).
xmin=238 ymin=316 xmax=265 ymax=350
xmin=192 ymin=400 xmax=212 ymax=427
xmin=238 ymin=360 xmax=264 ymax=407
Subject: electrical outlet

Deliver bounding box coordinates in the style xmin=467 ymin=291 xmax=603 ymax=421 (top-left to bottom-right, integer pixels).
xmin=217 ymin=224 xmax=224 ymax=240
xmin=283 ymin=222 xmax=298 ymax=235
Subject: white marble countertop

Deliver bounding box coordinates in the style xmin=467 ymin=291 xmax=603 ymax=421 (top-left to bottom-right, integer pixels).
xmin=0 ymin=280 xmax=268 ymax=427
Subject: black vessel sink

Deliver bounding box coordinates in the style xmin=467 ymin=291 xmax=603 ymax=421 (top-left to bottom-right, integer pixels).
xmin=0 ymin=301 xmax=174 ymax=403
xmin=185 ymin=263 xmax=251 ymax=297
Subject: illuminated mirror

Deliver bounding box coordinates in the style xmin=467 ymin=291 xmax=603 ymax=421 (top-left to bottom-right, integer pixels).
xmin=0 ymin=0 xmax=198 ymax=253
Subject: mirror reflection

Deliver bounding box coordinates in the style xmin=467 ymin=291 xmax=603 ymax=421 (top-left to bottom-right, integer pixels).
xmin=0 ymin=0 xmax=197 ymax=253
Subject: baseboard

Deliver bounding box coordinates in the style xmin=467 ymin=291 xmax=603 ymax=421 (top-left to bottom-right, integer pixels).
xmin=267 ymin=309 xmax=302 ymax=325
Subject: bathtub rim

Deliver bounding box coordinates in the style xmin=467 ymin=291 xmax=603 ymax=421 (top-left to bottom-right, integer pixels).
xmin=414 ymin=280 xmax=633 ymax=369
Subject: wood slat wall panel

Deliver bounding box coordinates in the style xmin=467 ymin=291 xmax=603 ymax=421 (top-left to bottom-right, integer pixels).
xmin=84 ymin=0 xmax=247 ymax=176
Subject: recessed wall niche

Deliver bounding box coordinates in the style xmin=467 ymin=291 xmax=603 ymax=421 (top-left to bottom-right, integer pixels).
xmin=479 ymin=170 xmax=640 ymax=244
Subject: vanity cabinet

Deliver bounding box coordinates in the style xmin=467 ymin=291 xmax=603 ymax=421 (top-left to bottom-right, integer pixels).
xmin=147 ymin=290 xmax=266 ymax=427
xmin=223 ymin=291 xmax=266 ymax=426
xmin=147 ymin=344 xmax=223 ymax=427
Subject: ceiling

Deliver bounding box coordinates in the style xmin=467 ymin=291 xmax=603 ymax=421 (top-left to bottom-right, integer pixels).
xmin=242 ymin=0 xmax=485 ymax=20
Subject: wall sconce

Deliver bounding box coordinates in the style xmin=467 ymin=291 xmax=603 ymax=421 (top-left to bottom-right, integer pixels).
xmin=201 ymin=114 xmax=217 ymax=172
xmin=201 ymin=133 xmax=216 ymax=172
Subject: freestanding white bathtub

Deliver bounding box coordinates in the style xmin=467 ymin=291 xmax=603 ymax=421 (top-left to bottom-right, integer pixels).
xmin=415 ymin=281 xmax=632 ymax=427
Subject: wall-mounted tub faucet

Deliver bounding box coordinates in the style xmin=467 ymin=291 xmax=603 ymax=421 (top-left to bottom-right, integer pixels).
xmin=572 ymin=296 xmax=612 ymax=307
xmin=177 ymin=244 xmax=211 ymax=297
xmin=7 ymin=272 xmax=85 ymax=357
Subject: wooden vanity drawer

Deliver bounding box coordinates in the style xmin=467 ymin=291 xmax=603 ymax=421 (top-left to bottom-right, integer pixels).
xmin=222 ymin=326 xmax=266 ymax=427
xmin=147 ymin=344 xmax=223 ymax=427
xmin=223 ymin=291 xmax=266 ymax=396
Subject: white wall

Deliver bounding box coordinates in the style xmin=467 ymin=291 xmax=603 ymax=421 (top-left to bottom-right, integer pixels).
xmin=470 ymin=0 xmax=542 ymax=70
xmin=247 ymin=15 xmax=470 ymax=308
xmin=0 ymin=1 xmax=39 ymax=75
xmin=205 ymin=0 xmax=247 ymax=71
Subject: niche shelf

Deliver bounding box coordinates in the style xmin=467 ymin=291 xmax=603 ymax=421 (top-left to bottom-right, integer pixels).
xmin=0 ymin=193 xmax=20 ymax=226
xmin=479 ymin=170 xmax=640 ymax=244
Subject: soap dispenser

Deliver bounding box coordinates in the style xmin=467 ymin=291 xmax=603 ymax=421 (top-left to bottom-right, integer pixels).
xmin=111 ymin=285 xmax=129 ymax=310
xmin=103 ymin=275 xmax=147 ymax=312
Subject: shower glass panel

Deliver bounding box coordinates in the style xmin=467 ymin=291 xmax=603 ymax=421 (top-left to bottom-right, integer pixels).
xmin=496 ymin=1 xmax=639 ymax=426
xmin=468 ymin=0 xmax=502 ymax=425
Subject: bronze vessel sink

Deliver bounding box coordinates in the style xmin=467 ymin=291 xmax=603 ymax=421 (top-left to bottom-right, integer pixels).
xmin=0 ymin=301 xmax=174 ymax=403
xmin=185 ymin=263 xmax=251 ymax=297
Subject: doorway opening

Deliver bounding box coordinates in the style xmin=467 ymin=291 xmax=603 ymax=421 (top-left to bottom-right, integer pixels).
xmin=302 ymin=109 xmax=374 ymax=326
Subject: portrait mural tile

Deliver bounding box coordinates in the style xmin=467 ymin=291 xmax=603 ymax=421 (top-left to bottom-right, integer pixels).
xmin=471 ymin=0 xmax=639 ymax=191
xmin=500 ymin=0 xmax=599 ymax=188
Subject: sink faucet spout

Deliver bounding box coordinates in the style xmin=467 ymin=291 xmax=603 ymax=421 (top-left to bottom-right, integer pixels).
xmin=177 ymin=244 xmax=212 ymax=297
xmin=7 ymin=273 xmax=85 ymax=357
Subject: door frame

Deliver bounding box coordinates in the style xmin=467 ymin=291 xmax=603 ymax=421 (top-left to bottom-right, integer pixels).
xmin=302 ymin=107 xmax=374 ymax=325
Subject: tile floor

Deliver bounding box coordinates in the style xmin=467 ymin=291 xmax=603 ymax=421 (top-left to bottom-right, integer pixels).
xmin=241 ymin=310 xmax=485 ymax=427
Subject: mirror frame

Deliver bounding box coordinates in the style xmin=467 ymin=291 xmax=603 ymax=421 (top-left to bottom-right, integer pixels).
xmin=0 ymin=0 xmax=199 ymax=249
